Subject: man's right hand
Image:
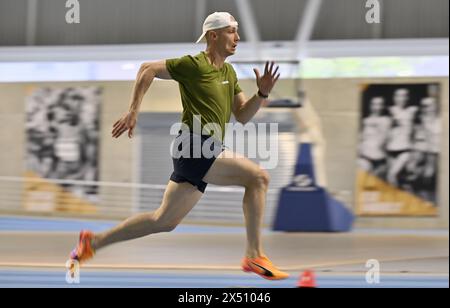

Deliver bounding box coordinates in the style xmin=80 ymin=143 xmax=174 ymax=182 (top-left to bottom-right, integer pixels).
xmin=112 ymin=111 xmax=137 ymax=139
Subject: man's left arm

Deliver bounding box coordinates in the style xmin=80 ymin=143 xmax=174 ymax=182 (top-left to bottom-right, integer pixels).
xmin=232 ymin=61 xmax=280 ymax=124
xmin=232 ymin=92 xmax=267 ymax=124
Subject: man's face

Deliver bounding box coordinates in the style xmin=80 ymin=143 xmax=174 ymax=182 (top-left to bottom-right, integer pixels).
xmin=370 ymin=97 xmax=384 ymax=114
xmin=393 ymin=88 xmax=409 ymax=107
xmin=209 ymin=16 xmax=240 ymax=56
xmin=217 ymin=26 xmax=240 ymax=55
xmin=421 ymin=97 xmax=438 ymax=114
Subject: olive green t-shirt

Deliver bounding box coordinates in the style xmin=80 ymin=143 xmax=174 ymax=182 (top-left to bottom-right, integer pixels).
xmin=166 ymin=51 xmax=242 ymax=141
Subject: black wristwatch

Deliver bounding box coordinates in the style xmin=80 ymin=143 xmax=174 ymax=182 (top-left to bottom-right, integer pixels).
xmin=257 ymin=89 xmax=269 ymax=99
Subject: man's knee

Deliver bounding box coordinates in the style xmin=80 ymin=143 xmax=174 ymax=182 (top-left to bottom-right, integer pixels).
xmin=159 ymin=223 xmax=178 ymax=233
xmin=153 ymin=211 xmax=179 ymax=233
xmin=157 ymin=218 xmax=179 ymax=233
xmin=246 ymin=168 xmax=270 ymax=190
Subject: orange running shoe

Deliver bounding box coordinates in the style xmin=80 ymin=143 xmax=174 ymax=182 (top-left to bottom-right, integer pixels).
xmin=241 ymin=255 xmax=289 ymax=280
xmin=70 ymin=230 xmax=95 ymax=264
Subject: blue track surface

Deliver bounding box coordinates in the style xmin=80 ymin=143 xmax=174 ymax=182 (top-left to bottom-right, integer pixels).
xmin=0 ymin=268 xmax=448 ymax=288
xmin=1 ymin=216 xmax=448 ymax=288
xmin=0 ymin=216 xmax=247 ymax=233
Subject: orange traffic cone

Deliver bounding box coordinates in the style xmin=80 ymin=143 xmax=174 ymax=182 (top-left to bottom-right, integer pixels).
xmin=297 ymin=270 xmax=317 ymax=288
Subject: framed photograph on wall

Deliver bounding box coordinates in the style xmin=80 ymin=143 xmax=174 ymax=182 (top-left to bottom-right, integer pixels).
xmin=356 ymin=83 xmax=441 ymax=216
xmin=23 ymin=86 xmax=102 ymax=214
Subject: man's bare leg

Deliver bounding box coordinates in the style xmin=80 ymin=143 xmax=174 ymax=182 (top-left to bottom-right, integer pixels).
xmin=93 ymin=181 xmax=203 ymax=251
xmin=242 ymin=178 xmax=267 ymax=258
xmin=387 ymin=152 xmax=410 ymax=187
xmin=203 ymin=150 xmax=269 ymax=259
xmin=203 ymin=150 xmax=288 ymax=280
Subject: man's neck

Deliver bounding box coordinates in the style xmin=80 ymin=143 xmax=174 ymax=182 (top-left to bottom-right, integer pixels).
xmin=204 ymin=48 xmax=226 ymax=69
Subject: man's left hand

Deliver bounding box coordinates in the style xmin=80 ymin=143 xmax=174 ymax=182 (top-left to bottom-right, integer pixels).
xmin=253 ymin=61 xmax=280 ymax=97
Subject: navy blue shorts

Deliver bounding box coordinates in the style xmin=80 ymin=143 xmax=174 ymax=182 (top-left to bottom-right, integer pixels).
xmin=170 ymin=132 xmax=225 ymax=193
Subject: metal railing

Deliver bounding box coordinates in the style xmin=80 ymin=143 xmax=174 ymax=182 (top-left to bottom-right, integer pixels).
xmin=0 ymin=176 xmax=281 ymax=226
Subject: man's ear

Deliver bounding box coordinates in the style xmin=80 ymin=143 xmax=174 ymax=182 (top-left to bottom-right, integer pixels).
xmin=210 ymin=30 xmax=218 ymax=41
xmin=206 ymin=31 xmax=214 ymax=44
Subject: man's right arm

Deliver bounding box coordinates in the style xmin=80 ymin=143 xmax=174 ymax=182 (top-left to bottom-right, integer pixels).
xmin=128 ymin=60 xmax=172 ymax=115
xmin=111 ymin=60 xmax=172 ymax=139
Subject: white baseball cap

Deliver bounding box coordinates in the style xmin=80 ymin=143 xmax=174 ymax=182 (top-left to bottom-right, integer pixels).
xmin=196 ymin=12 xmax=238 ymax=44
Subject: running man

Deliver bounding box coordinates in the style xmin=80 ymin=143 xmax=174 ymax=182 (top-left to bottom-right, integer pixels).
xmin=69 ymin=12 xmax=289 ymax=280
xmin=406 ymin=97 xmax=441 ymax=202
xmin=358 ymin=96 xmax=391 ymax=179
xmin=386 ymin=88 xmax=418 ymax=187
